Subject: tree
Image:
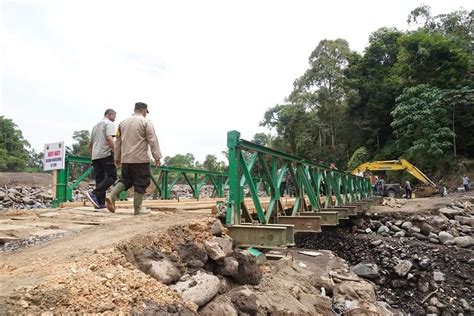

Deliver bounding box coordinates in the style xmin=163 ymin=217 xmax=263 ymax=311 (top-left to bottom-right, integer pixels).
xmin=345 ymin=27 xmax=403 ymax=151
xmin=394 ymin=30 xmax=470 ymax=89
xmin=252 ymin=133 xmax=270 ymax=146
xmin=391 ymin=85 xmax=454 ymax=169
xmin=164 ymin=153 xmax=196 ymax=169
xmin=0 ymin=116 xmax=30 ymax=172
xmin=202 ymin=154 xmax=226 ymax=172
xmin=347 ymin=147 xmax=368 ymax=171
xmin=26 ymin=149 xmax=44 ymax=172
xmin=71 ymin=130 xmax=91 ymax=157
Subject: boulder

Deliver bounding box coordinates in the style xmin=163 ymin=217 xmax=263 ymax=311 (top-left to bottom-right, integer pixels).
xmin=433 ymin=271 xmax=445 ymax=282
xmin=228 ymin=287 xmax=258 ymax=315
xmin=430 ymin=215 xmax=449 ymax=229
xmin=418 ymin=222 xmax=435 ymax=236
xmin=394 ymin=260 xmax=412 ymax=277
xmin=390 ymin=225 xmax=401 ymax=232
xmin=171 ymin=271 xmax=220 ymax=307
xmin=412 ymin=233 xmax=427 ymax=240
xmin=232 ymin=250 xmax=262 ymax=285
xmin=454 ymin=216 xmax=474 ymax=227
xmin=439 ymin=207 xmax=463 ymax=219
xmin=214 ymin=236 xmax=233 ymax=256
xmin=438 ymin=231 xmax=454 ymax=244
xmin=394 ymin=231 xmax=406 ymax=238
xmin=204 ymin=240 xmax=226 ymax=261
xmin=211 ymin=220 xmax=224 ymax=236
xmin=377 ymin=226 xmax=390 ymax=236
xmin=453 ymin=236 xmax=474 ymax=248
xmin=351 ymin=263 xmax=379 ymax=279
xmin=401 ymin=221 xmax=413 ymax=230
xmin=221 ymin=257 xmax=239 ymax=276
xmin=178 ymin=240 xmax=208 ymax=268
xmin=200 ymin=295 xmax=237 ymax=316
xmin=136 ymin=250 xmax=181 ymax=285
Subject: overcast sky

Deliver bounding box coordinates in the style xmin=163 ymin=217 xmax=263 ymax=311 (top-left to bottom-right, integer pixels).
xmin=1 ymin=0 xmax=471 ymax=163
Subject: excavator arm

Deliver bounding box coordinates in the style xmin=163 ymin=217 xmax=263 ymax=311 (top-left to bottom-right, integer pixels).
xmin=352 ymin=159 xmax=436 ymax=187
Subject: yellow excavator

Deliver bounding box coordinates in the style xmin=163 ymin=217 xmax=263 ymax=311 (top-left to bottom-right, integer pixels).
xmin=352 ymin=159 xmax=437 ymax=197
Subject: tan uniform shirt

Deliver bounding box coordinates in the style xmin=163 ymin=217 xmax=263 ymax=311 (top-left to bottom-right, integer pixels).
xmin=115 ymin=114 xmax=162 ymax=164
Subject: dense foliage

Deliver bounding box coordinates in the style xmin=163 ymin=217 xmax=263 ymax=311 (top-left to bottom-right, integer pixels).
xmin=262 ymin=6 xmax=473 ymax=173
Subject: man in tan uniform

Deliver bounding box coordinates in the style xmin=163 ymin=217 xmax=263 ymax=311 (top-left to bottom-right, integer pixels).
xmin=105 ymin=102 xmax=162 ymax=215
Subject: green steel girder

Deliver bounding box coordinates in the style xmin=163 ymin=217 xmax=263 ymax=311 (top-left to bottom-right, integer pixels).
xmin=226 ymin=130 xmax=373 ymax=226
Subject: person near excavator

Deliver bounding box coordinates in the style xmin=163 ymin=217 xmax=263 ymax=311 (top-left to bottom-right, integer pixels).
xmin=404 ymin=180 xmax=412 ymax=199
xmin=463 ymin=175 xmax=470 ymax=192
xmin=105 ymin=102 xmax=162 ymax=215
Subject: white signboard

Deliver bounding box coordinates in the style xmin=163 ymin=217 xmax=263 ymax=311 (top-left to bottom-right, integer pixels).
xmin=43 ymin=141 xmax=65 ymax=171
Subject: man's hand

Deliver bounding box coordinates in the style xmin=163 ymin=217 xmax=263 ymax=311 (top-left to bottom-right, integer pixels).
xmin=115 ymin=160 xmax=121 ymax=167
xmin=155 ymin=160 xmax=161 ymax=168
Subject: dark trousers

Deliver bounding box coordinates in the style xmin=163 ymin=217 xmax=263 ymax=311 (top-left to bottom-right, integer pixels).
xmin=405 ymin=188 xmax=412 ymax=199
xmin=119 ymin=163 xmax=151 ymax=194
xmin=464 ymin=184 xmax=469 ymax=192
xmin=92 ymin=155 xmax=117 ymax=205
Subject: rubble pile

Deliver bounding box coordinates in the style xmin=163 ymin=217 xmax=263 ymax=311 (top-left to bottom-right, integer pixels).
xmin=0 ymin=186 xmax=53 ymax=210
xmin=297 ymin=199 xmax=474 ymax=314
xmin=382 ymin=197 xmax=406 ymax=208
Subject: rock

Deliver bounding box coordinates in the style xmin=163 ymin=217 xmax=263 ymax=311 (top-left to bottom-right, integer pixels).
xmin=390 ymin=225 xmax=401 ymax=232
xmin=377 ymin=225 xmax=390 ymax=236
xmin=136 ymin=250 xmax=182 ymax=285
xmin=394 ymin=260 xmax=413 ymax=277
xmin=211 ymin=220 xmax=224 ymax=236
xmin=433 ymin=271 xmax=445 ymax=282
xmin=232 ymin=250 xmax=262 ymax=285
xmin=431 ymin=214 xmax=450 ymax=228
xmin=429 ymin=238 xmax=440 ymax=244
xmin=370 ymin=220 xmax=383 ymax=230
xmin=429 ymin=297 xmax=445 ymax=308
xmin=351 ymin=263 xmax=379 ymax=279
xmin=221 ymin=257 xmax=239 ymax=277
xmin=438 ymin=231 xmax=454 ymax=244
xmin=214 ymin=236 xmax=233 ymax=256
xmin=391 ymin=279 xmax=407 ymax=288
xmin=200 ymin=295 xmax=238 ymax=316
xmin=178 ymin=240 xmax=208 ymax=268
xmin=394 ymin=220 xmax=403 ymax=227
xmin=365 ymin=228 xmax=372 ymax=234
xmin=426 ymin=306 xmax=439 ymax=314
xmin=429 ymin=232 xmax=438 ymax=239
xmin=412 ymin=232 xmax=427 ymax=240
xmin=439 ymin=207 xmax=463 ymax=219
xmin=98 ymin=301 xmax=116 ymax=312
xmin=418 ymin=222 xmax=435 ymax=236
xmin=171 ymin=271 xmax=220 ymax=307
xmin=454 ymin=215 xmax=474 ymax=227
xmin=228 ymin=287 xmax=258 ymax=315
xmin=370 ymin=239 xmax=383 ymax=247
xmin=401 ymin=221 xmax=413 ymax=230
xmin=408 ymin=226 xmax=421 ymax=234
xmin=459 ymin=225 xmax=473 ymax=233
xmin=459 ymin=298 xmax=471 ymax=312
xmin=418 ymin=280 xmax=430 ymax=293
xmin=0 ymin=191 xmax=5 ymax=200
xmin=394 ymin=231 xmax=406 ymax=238
xmin=204 ymin=240 xmax=226 ymax=261
xmin=453 ymin=236 xmax=474 ymax=248
xmin=419 ymin=257 xmax=430 ymax=270
xmin=218 ymin=276 xmax=233 ymax=294
xmin=145 ymin=258 xmax=181 ymax=285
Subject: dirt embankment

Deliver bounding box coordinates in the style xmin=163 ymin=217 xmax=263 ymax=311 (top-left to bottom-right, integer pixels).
xmin=0 ymin=173 xmax=52 ymax=187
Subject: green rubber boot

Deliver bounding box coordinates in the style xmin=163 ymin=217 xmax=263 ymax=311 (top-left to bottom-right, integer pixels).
xmin=105 ymin=182 xmax=126 ymax=213
xmin=133 ymin=192 xmax=144 ymax=215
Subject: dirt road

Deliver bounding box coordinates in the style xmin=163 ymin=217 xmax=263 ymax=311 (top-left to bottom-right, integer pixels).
xmin=0 ymin=207 xmax=208 ymax=312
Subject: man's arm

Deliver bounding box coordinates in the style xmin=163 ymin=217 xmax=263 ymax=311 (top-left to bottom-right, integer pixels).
xmin=145 ymin=121 xmax=162 ymax=167
xmin=114 ymin=126 xmax=122 ymax=166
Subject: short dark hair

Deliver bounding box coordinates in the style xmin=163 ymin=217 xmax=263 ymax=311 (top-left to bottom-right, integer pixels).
xmin=104 ymin=109 xmax=116 ymax=116
xmin=134 ymin=102 xmax=149 ymax=113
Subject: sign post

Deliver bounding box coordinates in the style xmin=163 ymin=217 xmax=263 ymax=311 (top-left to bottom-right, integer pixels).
xmin=44 ymin=142 xmax=65 ymax=207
